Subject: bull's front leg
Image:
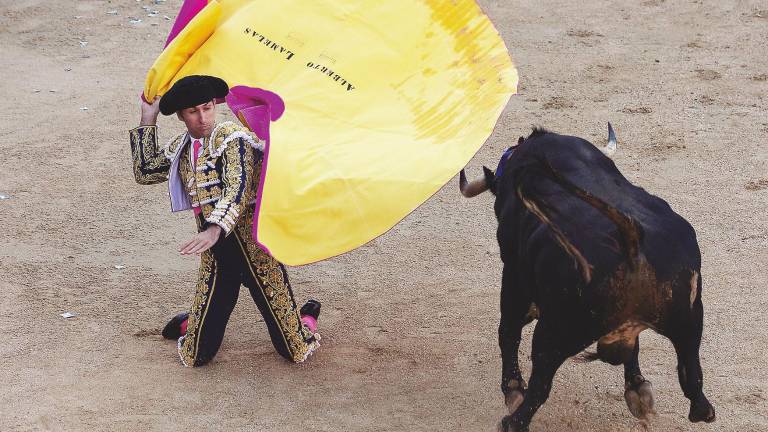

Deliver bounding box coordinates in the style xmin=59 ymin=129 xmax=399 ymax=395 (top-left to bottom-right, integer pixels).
xmin=499 ymin=312 xmax=527 ymax=414
xmin=499 ymin=265 xmax=532 ymax=415
xmin=499 ymin=319 xmax=575 ymax=432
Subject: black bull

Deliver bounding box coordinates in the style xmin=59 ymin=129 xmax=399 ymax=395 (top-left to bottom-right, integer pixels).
xmin=460 ymin=128 xmax=715 ymax=431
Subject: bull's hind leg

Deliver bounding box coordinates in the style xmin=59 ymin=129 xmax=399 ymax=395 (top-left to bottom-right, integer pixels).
xmin=499 ymin=265 xmax=532 ymax=415
xmin=669 ymin=284 xmax=715 ymax=424
xmin=672 ymin=333 xmax=715 ymax=422
xmin=499 ymin=320 xmax=587 ymax=432
xmin=623 ymin=336 xmax=656 ymax=420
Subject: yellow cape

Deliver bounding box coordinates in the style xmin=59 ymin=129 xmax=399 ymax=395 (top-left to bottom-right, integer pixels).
xmin=145 ymin=0 xmax=518 ymax=265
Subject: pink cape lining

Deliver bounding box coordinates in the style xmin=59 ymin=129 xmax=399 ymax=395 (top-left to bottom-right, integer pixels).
xmin=225 ymin=87 xmax=286 ymax=256
xmin=164 ymin=0 xmax=209 ymax=48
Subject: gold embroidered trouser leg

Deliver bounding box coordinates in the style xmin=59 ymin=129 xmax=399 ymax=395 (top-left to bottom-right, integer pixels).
xmin=178 ymin=211 xmax=318 ymax=366
xmin=233 ymin=223 xmax=318 ymax=363
xmin=177 ymin=240 xmax=242 ymax=367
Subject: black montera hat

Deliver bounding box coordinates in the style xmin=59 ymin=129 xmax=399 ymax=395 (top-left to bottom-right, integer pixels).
xmin=159 ymin=75 xmax=229 ymax=115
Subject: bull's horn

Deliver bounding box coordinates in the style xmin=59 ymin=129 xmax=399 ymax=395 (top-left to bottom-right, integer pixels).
xmin=603 ymin=122 xmax=617 ymax=155
xmin=459 ymin=169 xmax=490 ymax=198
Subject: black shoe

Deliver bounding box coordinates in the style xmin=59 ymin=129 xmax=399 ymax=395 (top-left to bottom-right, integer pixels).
xmin=300 ymin=299 xmax=321 ymax=320
xmin=162 ymin=312 xmax=189 ymax=340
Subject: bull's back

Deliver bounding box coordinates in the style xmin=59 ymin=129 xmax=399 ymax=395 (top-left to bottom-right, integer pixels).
xmin=496 ymin=131 xmax=700 ymax=289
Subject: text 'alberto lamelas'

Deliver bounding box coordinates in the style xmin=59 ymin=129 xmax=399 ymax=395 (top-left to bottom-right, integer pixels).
xmin=306 ymin=62 xmax=355 ymax=91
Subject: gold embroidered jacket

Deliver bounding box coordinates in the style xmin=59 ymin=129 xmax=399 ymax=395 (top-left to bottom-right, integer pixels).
xmin=129 ymin=121 xmax=264 ymax=235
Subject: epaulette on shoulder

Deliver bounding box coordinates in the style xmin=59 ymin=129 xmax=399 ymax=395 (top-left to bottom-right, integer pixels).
xmin=209 ymin=121 xmax=265 ymax=158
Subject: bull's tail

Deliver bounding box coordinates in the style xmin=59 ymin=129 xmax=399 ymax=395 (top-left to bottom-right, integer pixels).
xmin=514 ymin=158 xmax=644 ymax=283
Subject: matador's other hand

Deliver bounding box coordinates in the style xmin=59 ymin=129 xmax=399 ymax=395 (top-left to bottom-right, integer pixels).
xmin=179 ymin=225 xmax=222 ymax=255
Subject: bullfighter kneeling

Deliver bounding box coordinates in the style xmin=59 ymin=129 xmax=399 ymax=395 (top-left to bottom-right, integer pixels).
xmin=128 ymin=75 xmax=320 ymax=366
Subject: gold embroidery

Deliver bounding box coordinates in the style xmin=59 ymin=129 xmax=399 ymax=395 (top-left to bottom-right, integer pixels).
xmin=129 ymin=126 xmax=170 ymax=185
xmin=172 ymin=123 xmax=315 ymax=364
xmin=179 ymin=248 xmax=216 ymax=366
xmin=178 ymin=143 xmax=193 ymax=194
xmin=196 ymin=186 xmax=222 ymax=204
xmin=180 ymin=210 xmax=315 ymax=365
xmin=172 ymin=123 xmax=259 ymax=231
xmin=234 ymin=205 xmax=315 ymax=362
xmin=204 ymin=124 xmax=258 ymax=234
xmin=164 ymin=132 xmax=187 ymax=161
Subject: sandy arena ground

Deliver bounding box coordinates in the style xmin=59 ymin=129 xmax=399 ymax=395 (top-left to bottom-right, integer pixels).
xmin=1 ymin=1 xmax=766 ymax=431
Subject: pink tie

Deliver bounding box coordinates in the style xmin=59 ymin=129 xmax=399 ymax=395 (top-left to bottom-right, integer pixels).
xmin=192 ymin=139 xmax=202 ymax=215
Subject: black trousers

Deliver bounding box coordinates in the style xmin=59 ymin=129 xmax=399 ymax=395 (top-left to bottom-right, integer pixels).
xmin=177 ymin=214 xmax=318 ymax=366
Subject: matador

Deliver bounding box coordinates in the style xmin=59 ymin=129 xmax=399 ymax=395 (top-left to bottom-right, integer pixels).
xmin=128 ymin=75 xmax=320 ymax=366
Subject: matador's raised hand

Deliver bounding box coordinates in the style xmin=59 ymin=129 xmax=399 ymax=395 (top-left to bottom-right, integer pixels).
xmin=140 ymin=96 xmax=161 ymax=126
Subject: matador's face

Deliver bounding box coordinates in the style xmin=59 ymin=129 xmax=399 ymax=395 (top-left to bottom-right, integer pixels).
xmin=177 ymin=100 xmax=216 ymax=139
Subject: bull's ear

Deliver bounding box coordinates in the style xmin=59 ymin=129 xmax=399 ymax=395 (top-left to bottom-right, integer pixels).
xmin=482 ymin=166 xmax=497 ymax=195
xmin=482 ymin=166 xmax=495 ymax=179
xmin=518 ymin=136 xmax=525 ymax=145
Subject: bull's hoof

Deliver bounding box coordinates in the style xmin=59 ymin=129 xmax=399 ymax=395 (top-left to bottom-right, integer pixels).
xmin=505 ymin=390 xmax=525 ymax=415
xmin=503 ymin=379 xmax=527 ymax=415
xmin=688 ymin=397 xmax=715 ymax=423
xmin=624 ymin=375 xmax=656 ymax=420
xmin=498 ymin=415 xmax=529 ymax=432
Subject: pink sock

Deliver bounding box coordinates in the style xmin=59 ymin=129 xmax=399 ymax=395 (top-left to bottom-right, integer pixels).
xmin=180 ymin=319 xmax=188 ymax=335
xmin=301 ymin=315 xmax=318 ymax=333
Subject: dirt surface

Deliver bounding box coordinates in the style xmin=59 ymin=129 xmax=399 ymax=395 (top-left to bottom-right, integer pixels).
xmin=1 ymin=1 xmax=766 ymax=431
